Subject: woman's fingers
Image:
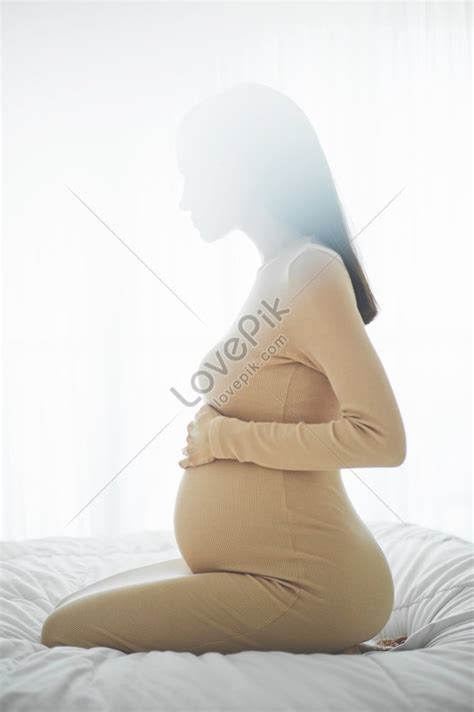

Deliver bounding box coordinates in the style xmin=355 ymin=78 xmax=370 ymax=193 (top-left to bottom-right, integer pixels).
xmin=179 ymin=445 xmax=191 ymax=468
xmin=179 ymin=404 xmax=219 ymax=469
xmin=196 ymin=403 xmax=218 ymax=419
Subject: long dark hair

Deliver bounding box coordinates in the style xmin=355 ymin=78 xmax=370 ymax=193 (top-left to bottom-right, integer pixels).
xmin=177 ymin=82 xmax=379 ymax=325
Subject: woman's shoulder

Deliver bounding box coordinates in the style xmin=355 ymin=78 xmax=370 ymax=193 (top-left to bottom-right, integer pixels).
xmin=287 ymin=242 xmax=348 ymax=294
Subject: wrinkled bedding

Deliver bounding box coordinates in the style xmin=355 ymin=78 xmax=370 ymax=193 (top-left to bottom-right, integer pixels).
xmin=1 ymin=521 xmax=473 ymax=712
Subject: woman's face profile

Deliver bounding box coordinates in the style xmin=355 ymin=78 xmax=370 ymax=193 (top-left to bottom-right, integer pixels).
xmin=177 ymin=144 xmax=254 ymax=244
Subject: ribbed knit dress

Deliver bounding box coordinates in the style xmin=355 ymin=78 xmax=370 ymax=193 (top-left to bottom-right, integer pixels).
xmin=41 ymin=241 xmax=406 ymax=655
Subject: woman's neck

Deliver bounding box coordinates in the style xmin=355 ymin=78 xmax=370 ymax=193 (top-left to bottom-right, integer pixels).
xmin=256 ymin=235 xmax=312 ymax=273
xmin=254 ymin=234 xmax=312 ymax=267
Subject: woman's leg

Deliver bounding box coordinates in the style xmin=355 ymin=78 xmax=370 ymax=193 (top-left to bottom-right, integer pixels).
xmin=40 ymin=563 xmax=297 ymax=655
xmin=53 ymin=557 xmax=192 ymax=610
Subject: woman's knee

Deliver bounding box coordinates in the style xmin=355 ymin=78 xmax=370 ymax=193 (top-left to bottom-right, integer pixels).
xmin=40 ymin=603 xmax=92 ymax=649
xmin=41 ymin=608 xmax=65 ymax=647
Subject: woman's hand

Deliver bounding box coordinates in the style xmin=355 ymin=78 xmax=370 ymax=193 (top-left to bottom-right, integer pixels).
xmin=178 ymin=404 xmax=222 ymax=469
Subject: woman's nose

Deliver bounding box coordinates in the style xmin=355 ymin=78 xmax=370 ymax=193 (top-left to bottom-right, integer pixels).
xmin=179 ymin=194 xmax=189 ymax=211
xmin=179 ymin=185 xmax=192 ymax=211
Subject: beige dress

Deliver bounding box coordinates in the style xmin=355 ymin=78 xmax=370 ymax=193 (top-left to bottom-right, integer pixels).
xmin=41 ymin=242 xmax=406 ymax=654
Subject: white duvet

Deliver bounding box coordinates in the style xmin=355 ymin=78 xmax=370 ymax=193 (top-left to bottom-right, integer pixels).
xmin=1 ymin=521 xmax=473 ymax=712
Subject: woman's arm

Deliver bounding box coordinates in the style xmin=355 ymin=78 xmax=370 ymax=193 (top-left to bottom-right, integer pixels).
xmin=207 ymin=246 xmax=406 ymax=471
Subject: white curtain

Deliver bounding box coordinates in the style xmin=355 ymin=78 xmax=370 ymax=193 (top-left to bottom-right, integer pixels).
xmin=1 ymin=1 xmax=471 ymax=541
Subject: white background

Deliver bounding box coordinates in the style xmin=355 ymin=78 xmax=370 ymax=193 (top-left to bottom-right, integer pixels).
xmin=1 ymin=1 xmax=472 ymax=541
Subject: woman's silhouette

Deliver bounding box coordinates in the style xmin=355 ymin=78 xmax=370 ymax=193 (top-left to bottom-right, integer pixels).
xmin=41 ymin=83 xmax=406 ymax=655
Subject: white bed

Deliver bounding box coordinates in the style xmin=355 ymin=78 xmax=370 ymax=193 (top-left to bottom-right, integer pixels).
xmin=1 ymin=521 xmax=472 ymax=712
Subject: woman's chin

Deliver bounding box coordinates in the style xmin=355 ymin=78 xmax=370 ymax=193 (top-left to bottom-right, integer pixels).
xmin=196 ymin=226 xmax=222 ymax=243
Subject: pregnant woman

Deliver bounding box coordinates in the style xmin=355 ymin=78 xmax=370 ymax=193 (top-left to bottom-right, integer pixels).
xmin=41 ymin=83 xmax=406 ymax=655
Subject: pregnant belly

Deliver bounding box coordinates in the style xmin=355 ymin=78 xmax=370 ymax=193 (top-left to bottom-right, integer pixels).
xmin=173 ymin=460 xmax=394 ymax=626
xmin=173 ymin=459 xmax=295 ymax=578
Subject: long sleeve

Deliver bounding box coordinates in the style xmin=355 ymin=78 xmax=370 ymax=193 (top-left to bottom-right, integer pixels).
xmin=207 ymin=246 xmax=406 ymax=471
